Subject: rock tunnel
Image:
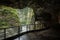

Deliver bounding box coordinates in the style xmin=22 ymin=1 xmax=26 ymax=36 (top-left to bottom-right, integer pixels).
xmin=0 ymin=0 xmax=60 ymax=40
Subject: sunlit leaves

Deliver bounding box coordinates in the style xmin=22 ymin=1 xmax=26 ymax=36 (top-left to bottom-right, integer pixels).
xmin=18 ymin=7 xmax=34 ymax=25
xmin=0 ymin=6 xmax=20 ymax=28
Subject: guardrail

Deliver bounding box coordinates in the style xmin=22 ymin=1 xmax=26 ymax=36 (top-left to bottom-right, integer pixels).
xmin=0 ymin=26 xmax=20 ymax=40
xmin=0 ymin=24 xmax=44 ymax=40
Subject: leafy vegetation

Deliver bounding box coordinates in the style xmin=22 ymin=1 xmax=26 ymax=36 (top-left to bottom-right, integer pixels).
xmin=18 ymin=7 xmax=34 ymax=25
xmin=0 ymin=6 xmax=20 ymax=28
xmin=0 ymin=6 xmax=35 ymax=28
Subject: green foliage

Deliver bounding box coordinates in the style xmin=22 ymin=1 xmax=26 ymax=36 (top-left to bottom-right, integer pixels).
xmin=0 ymin=6 xmax=20 ymax=28
xmin=0 ymin=6 xmax=34 ymax=28
xmin=18 ymin=7 xmax=34 ymax=25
